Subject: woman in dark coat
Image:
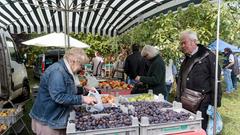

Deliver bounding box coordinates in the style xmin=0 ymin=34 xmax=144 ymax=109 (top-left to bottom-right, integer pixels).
xmin=134 ymin=45 xmax=167 ymax=98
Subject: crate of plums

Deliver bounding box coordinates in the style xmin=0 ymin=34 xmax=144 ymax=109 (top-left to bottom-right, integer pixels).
xmin=137 ymin=101 xmax=203 ymax=135
xmin=66 ymin=106 xmax=139 ymax=135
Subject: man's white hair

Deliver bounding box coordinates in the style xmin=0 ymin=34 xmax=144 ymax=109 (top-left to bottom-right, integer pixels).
xmin=141 ymin=45 xmax=159 ymax=59
xmin=180 ymin=30 xmax=198 ymax=43
xmin=64 ymin=48 xmax=89 ymax=64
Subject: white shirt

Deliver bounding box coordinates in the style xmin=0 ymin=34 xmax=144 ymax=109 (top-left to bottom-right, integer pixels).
xmin=113 ymin=60 xmax=124 ymax=78
xmin=63 ymin=58 xmax=80 ymax=86
xmin=229 ymin=54 xmax=234 ymax=63
xmin=92 ymin=56 xmax=104 ymax=75
xmin=165 ymin=59 xmax=174 ymax=84
xmin=191 ymin=46 xmax=199 ymax=56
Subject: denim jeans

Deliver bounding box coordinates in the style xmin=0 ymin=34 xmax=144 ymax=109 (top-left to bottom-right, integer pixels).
xmin=165 ymin=83 xmax=172 ymax=101
xmin=223 ymin=69 xmax=234 ymax=93
xmin=231 ymin=71 xmax=238 ymax=90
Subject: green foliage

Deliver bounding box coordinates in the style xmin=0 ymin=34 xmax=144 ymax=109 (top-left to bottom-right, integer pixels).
xmin=19 ymin=33 xmax=47 ymax=65
xmin=70 ymin=33 xmax=119 ymax=58
xmin=117 ymin=0 xmax=240 ymax=63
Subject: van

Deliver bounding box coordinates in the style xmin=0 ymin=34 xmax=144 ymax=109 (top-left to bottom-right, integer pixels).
xmin=33 ymin=49 xmax=64 ymax=78
xmin=0 ymin=28 xmax=30 ymax=101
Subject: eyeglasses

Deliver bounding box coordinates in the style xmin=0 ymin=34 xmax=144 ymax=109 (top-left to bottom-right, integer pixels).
xmin=73 ymin=60 xmax=83 ymax=67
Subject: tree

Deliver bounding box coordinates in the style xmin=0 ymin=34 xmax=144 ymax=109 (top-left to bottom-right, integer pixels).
xmin=70 ymin=33 xmax=119 ymax=58
xmin=117 ymin=0 xmax=240 ymax=63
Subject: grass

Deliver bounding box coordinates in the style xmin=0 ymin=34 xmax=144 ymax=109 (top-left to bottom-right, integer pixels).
xmin=21 ymin=68 xmax=240 ymax=135
xmin=218 ymin=89 xmax=240 ymax=135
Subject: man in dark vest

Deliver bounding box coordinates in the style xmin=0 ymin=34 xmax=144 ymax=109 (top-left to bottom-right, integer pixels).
xmin=176 ymin=30 xmax=222 ymax=131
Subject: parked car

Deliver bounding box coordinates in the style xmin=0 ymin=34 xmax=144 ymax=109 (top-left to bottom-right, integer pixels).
xmin=33 ymin=49 xmax=64 ymax=78
xmin=0 ymin=28 xmax=30 ymax=100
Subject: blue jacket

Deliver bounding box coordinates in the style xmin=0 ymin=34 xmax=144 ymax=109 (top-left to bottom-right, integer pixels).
xmin=29 ymin=59 xmax=82 ymax=129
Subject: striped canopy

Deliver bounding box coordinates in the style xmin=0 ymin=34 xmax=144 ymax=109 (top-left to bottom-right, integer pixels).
xmin=0 ymin=0 xmax=202 ymax=36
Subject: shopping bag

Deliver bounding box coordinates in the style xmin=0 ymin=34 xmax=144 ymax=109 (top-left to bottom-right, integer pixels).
xmin=85 ymin=73 xmax=99 ymax=87
xmin=206 ymin=105 xmax=223 ymax=135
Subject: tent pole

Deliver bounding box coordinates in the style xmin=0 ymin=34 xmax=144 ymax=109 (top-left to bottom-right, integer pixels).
xmin=67 ymin=0 xmax=70 ymax=48
xmin=214 ymin=0 xmax=221 ymax=135
xmin=64 ymin=0 xmax=70 ymax=49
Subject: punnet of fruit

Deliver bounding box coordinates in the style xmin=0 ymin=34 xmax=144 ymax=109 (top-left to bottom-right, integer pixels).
xmin=101 ymin=95 xmax=115 ymax=104
xmin=98 ymin=80 xmax=133 ymax=90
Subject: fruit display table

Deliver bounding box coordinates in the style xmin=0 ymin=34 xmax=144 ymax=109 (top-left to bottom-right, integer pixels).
xmin=66 ymin=95 xmax=203 ymax=135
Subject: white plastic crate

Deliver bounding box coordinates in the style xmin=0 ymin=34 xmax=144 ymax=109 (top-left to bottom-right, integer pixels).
xmin=139 ymin=101 xmax=203 ymax=135
xmin=118 ymin=93 xmax=166 ymax=103
xmin=66 ymin=111 xmax=139 ymax=135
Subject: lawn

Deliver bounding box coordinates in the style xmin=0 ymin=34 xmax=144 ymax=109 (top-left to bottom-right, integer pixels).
xmin=218 ymin=89 xmax=240 ymax=135
xmin=21 ymin=68 xmax=240 ymax=135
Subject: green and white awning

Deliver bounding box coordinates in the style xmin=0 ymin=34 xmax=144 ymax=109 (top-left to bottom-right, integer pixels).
xmin=0 ymin=0 xmax=203 ymax=36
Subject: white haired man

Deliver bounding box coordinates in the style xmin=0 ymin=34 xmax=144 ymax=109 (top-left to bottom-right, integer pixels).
xmin=30 ymin=48 xmax=97 ymax=135
xmin=176 ymin=30 xmax=222 ymax=131
xmin=134 ymin=45 xmax=167 ymax=97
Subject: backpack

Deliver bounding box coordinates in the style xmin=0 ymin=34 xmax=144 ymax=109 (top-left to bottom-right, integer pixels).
xmin=232 ymin=55 xmax=240 ymax=75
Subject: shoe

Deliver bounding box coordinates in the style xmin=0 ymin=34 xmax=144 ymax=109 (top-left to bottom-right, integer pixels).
xmin=226 ymin=91 xmax=231 ymax=94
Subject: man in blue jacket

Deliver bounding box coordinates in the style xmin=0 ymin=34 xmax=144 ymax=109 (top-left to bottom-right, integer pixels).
xmin=30 ymin=48 xmax=96 ymax=135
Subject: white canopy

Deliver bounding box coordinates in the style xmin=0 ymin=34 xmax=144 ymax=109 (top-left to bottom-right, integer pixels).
xmin=22 ymin=32 xmax=90 ymax=48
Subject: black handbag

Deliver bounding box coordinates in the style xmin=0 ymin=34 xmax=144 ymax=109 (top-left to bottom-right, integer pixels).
xmin=181 ymin=88 xmax=205 ymax=113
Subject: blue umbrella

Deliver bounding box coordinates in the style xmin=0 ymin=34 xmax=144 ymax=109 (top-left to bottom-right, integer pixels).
xmin=208 ymin=39 xmax=240 ymax=52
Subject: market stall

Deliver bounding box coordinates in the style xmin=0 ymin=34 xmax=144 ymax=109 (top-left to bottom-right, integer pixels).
xmin=66 ymin=93 xmax=205 ymax=135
